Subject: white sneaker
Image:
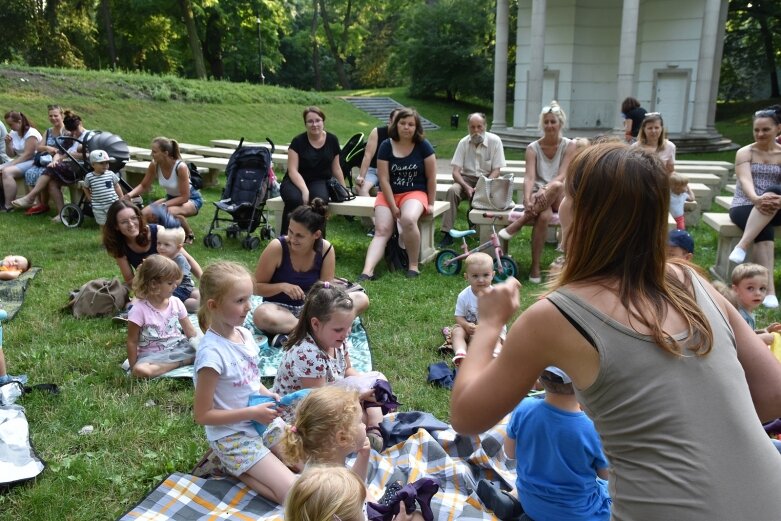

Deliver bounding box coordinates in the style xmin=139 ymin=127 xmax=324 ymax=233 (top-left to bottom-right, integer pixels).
xmin=498 ymin=229 xmax=513 ymax=241
xmin=763 ymin=295 xmax=779 ymax=309
xmin=728 ymin=246 xmax=747 ymax=264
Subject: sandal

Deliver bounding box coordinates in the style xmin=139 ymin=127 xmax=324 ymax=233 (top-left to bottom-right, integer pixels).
xmin=366 ymin=425 xmax=384 ymax=452
xmin=452 ymin=353 xmax=466 ymax=367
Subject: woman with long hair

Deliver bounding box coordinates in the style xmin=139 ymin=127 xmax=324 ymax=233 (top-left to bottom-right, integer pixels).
xmin=451 ymin=143 xmax=781 ymax=519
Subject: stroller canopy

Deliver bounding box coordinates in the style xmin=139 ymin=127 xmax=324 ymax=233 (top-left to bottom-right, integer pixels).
xmin=85 ymin=131 xmax=130 ymax=172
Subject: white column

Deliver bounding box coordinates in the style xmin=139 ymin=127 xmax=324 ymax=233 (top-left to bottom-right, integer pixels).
xmin=691 ymin=0 xmax=721 ymax=133
xmin=614 ymin=0 xmax=640 ymax=130
xmin=708 ymin=0 xmax=729 ymax=130
xmin=525 ymin=0 xmax=546 ymax=131
xmin=492 ymin=0 xmax=509 ymax=129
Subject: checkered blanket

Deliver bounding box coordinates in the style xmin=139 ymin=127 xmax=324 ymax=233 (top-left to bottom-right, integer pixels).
xmin=120 ymin=414 xmax=515 ymax=520
xmin=159 ymin=295 xmax=372 ymax=379
xmin=0 ymin=267 xmax=41 ymax=321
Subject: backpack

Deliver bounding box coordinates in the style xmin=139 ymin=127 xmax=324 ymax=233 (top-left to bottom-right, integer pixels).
xmin=187 ymin=162 xmax=204 ymax=190
xmin=384 ymin=230 xmax=409 ymax=272
xmin=67 ymin=278 xmax=129 ymax=318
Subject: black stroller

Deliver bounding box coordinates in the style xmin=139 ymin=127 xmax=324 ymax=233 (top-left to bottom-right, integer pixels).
xmin=56 ymin=131 xmax=134 ymax=228
xmin=203 ymin=138 xmax=275 ymax=250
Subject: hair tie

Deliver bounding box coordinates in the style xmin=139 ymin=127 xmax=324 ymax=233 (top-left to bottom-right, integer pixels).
xmin=291 ymin=425 xmax=298 ymax=434
xmin=323 ymin=281 xmax=330 ymax=289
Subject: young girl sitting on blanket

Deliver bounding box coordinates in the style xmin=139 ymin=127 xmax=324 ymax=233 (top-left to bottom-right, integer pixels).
xmin=193 ymin=261 xmax=295 ymax=504
xmin=286 ymin=466 xmax=419 ymax=521
xmin=280 ymin=388 xmax=426 ymax=521
xmin=127 ymin=254 xmax=198 ymax=378
xmin=270 ymin=281 xmax=388 ymax=451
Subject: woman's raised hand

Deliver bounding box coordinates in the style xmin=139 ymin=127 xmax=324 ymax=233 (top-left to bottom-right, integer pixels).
xmin=477 ymin=277 xmax=521 ymax=327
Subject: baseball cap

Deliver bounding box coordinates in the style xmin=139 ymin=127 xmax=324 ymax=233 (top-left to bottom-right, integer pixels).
xmin=543 ymin=366 xmax=572 ymax=384
xmin=667 ymin=230 xmax=694 ymax=254
xmin=89 ymin=149 xmax=114 ymax=164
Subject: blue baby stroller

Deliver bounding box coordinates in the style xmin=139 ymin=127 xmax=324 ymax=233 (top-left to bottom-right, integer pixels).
xmin=203 ymin=138 xmax=275 ymax=250
xmin=55 ymin=131 xmax=134 ymax=228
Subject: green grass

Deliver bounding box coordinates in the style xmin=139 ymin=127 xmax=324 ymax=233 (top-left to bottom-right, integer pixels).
xmin=0 ymin=65 xmax=778 ymax=519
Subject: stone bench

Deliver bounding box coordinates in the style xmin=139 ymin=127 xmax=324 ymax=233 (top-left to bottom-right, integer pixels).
xmin=210 ymin=139 xmax=289 ymax=155
xmin=701 ymin=212 xmax=781 ymax=282
xmin=265 ymin=196 xmax=449 ymax=264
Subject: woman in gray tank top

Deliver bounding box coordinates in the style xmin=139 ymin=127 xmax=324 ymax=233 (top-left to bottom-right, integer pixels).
xmin=451 ymin=143 xmax=781 ymax=520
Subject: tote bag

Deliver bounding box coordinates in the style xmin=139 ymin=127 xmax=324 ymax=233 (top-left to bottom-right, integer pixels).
xmin=471 ymin=174 xmax=514 ymax=211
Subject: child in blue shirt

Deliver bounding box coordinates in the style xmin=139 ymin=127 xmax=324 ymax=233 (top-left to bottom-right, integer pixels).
xmin=505 ymin=367 xmax=611 ymax=521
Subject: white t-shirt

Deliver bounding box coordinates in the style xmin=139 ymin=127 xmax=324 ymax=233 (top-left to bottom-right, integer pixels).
xmin=455 ymin=286 xmax=508 ymax=337
xmin=669 ymin=191 xmax=689 ymax=218
xmin=194 ymin=328 xmax=262 ymax=441
xmin=10 ymin=127 xmax=43 ymax=155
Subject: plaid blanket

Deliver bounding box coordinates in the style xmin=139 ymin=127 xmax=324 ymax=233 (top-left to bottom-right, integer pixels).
xmin=159 ymin=295 xmax=372 ymax=379
xmin=0 ymin=267 xmax=41 ymax=321
xmin=120 ymin=414 xmax=515 ymax=520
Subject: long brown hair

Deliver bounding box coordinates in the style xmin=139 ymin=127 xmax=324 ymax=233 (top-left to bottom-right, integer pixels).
xmin=637 ymin=113 xmax=667 ymax=151
xmin=553 ymin=142 xmax=712 ymax=356
xmin=388 ymin=107 xmax=425 ymax=143
xmin=285 ymin=281 xmax=354 ymax=349
xmin=102 ymin=200 xmax=150 ymax=258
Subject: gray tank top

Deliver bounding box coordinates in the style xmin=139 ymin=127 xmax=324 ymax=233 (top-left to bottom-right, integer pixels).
xmin=530 ymin=137 xmax=571 ymax=189
xmin=547 ymin=276 xmax=781 ymax=520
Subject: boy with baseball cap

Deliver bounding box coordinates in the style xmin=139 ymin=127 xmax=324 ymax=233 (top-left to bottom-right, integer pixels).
xmin=505 ymin=367 xmax=611 ymax=520
xmin=666 ymin=229 xmax=694 ymax=261
xmin=81 ymin=149 xmax=122 ymax=228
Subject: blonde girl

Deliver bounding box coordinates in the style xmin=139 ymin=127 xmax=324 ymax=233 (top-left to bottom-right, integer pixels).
xmin=281 ymin=390 xmax=423 ymax=521
xmin=126 ymin=254 xmax=197 ymax=378
xmin=270 ymin=281 xmax=387 ymax=451
xmin=280 ymin=386 xmax=370 ymax=479
xmin=285 ymin=466 xmax=419 ymax=521
xmin=193 ymin=261 xmax=295 ymax=504
xmin=669 ymin=172 xmax=694 ymax=231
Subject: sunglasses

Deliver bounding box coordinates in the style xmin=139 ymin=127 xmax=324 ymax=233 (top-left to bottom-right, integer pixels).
xmin=542 ymin=105 xmax=562 ymax=114
xmin=643 ymin=112 xmax=662 ymax=119
xmin=754 ymin=109 xmax=778 ymax=118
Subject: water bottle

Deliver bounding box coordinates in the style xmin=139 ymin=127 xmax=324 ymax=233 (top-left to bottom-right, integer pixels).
xmin=0 ymin=309 xmax=7 ymax=350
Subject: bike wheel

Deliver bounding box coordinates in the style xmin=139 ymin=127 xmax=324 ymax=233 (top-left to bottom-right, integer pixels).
xmin=493 ymin=255 xmax=518 ymax=283
xmin=436 ymin=249 xmax=462 ymax=276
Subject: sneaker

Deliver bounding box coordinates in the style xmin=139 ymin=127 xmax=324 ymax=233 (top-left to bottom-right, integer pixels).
xmin=112 ymin=310 xmax=129 ymax=324
xmin=366 ymin=227 xmax=375 ymax=237
xmin=728 ymin=246 xmax=747 ymax=264
xmin=270 ymin=334 xmax=288 ymax=348
xmin=356 ymin=273 xmax=376 ymax=282
xmin=438 ymin=232 xmax=454 ymax=247
xmin=498 ymin=228 xmax=514 ymax=241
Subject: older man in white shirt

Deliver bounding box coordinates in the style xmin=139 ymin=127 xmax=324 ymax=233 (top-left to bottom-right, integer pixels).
xmin=439 ymin=113 xmax=506 ymax=247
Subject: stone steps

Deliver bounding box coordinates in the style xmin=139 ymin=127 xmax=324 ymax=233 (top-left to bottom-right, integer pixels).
xmin=341 ymin=96 xmax=439 ymax=130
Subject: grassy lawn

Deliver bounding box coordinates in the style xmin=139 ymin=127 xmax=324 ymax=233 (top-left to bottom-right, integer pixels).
xmin=0 ymin=65 xmax=778 ymax=519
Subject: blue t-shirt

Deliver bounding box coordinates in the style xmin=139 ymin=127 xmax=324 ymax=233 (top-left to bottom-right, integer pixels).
xmin=507 ymin=397 xmax=611 ymax=521
xmin=377 ymin=138 xmax=434 ymax=194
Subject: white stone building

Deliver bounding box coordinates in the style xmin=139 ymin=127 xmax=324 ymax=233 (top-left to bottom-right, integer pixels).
xmin=491 ymin=0 xmax=734 ymax=152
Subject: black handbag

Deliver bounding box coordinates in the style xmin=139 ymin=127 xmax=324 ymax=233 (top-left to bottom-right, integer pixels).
xmin=327 ymin=177 xmax=355 ymax=203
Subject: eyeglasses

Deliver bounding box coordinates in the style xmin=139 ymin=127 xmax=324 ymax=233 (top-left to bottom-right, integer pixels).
xmin=754 ymin=109 xmax=778 ymax=118
xmin=542 ymin=105 xmax=561 ymax=114
xmin=306 ymin=118 xmax=323 ymax=125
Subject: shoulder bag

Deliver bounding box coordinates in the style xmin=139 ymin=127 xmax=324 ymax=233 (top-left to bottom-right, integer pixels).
xmin=471 ymin=174 xmax=515 ymax=211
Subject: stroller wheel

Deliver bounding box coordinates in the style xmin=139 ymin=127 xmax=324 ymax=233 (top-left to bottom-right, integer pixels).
xmin=60 ymin=204 xmax=83 ymax=228
xmin=260 ymin=227 xmax=272 ymax=240
xmin=204 ymin=233 xmax=223 ymax=249
xmin=243 ymin=236 xmax=261 ymax=251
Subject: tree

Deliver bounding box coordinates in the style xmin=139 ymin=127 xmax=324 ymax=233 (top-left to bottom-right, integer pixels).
xmin=396 ymin=0 xmax=495 ymax=101
xmin=720 ymin=0 xmax=781 ymax=100
xmin=178 ymin=0 xmax=207 ymax=79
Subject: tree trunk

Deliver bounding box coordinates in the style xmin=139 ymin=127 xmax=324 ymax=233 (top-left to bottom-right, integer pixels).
xmin=177 ymin=0 xmax=207 ymax=79
xmin=99 ymin=0 xmax=118 ymax=68
xmin=203 ymin=10 xmax=224 ymax=79
xmin=318 ymin=0 xmax=351 ymax=89
xmin=311 ymin=0 xmax=321 ymax=90
xmin=755 ymin=3 xmax=780 ymax=98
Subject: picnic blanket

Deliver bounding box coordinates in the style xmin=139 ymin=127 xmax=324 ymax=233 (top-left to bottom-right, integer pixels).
xmin=120 ymin=413 xmax=515 ymax=520
xmin=0 ymin=267 xmax=41 ymax=321
xmin=157 ymin=295 xmax=372 ymax=379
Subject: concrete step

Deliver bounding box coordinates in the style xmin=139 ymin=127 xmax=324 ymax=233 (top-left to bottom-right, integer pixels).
xmin=340 ymin=96 xmax=439 ymax=130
